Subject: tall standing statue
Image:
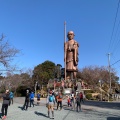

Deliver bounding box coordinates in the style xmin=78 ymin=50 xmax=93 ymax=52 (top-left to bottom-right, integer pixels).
xmin=65 ymin=31 xmax=79 ymax=80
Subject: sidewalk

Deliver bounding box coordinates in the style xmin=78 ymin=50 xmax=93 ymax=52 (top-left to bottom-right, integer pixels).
xmin=0 ymin=98 xmax=120 ymax=120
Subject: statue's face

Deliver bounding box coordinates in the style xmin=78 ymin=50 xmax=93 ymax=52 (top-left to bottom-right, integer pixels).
xmin=68 ymin=32 xmax=74 ymax=40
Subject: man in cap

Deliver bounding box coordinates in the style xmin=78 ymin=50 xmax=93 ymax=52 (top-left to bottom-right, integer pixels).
xmin=22 ymin=90 xmax=30 ymax=110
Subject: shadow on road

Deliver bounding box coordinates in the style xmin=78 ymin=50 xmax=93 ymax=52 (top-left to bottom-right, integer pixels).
xmin=34 ymin=111 xmax=48 ymax=118
xmin=63 ymin=106 xmax=73 ymax=111
xmin=83 ymin=101 xmax=120 ymax=110
xmin=107 ymin=117 xmax=120 ymax=120
xmin=18 ymin=106 xmax=23 ymax=110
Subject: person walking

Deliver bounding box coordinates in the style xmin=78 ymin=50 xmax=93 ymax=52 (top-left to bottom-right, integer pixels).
xmin=76 ymin=93 xmax=81 ymax=112
xmin=70 ymin=92 xmax=75 ymax=110
xmin=80 ymin=92 xmax=84 ymax=103
xmin=29 ymin=91 xmax=34 ymax=107
xmin=37 ymin=92 xmax=41 ymax=105
xmin=1 ymin=89 xmax=10 ymax=120
xmin=9 ymin=91 xmax=14 ymax=105
xmin=46 ymin=91 xmax=55 ymax=119
xmin=56 ymin=92 xmax=63 ymax=110
xmin=67 ymin=95 xmax=71 ymax=107
xmin=22 ymin=90 xmax=30 ymax=110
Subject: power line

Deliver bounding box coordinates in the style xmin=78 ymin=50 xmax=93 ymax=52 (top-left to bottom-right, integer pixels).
xmin=108 ymin=0 xmax=120 ymax=52
xmin=112 ymin=38 xmax=120 ymax=55
xmin=111 ymin=19 xmax=120 ymax=54
xmin=111 ymin=59 xmax=120 ymax=66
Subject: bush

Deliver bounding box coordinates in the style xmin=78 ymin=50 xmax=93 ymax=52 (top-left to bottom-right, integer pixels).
xmin=84 ymin=90 xmax=94 ymax=94
xmin=0 ymin=89 xmax=5 ymax=93
xmin=16 ymin=86 xmax=28 ymax=97
xmin=86 ymin=93 xmax=92 ymax=100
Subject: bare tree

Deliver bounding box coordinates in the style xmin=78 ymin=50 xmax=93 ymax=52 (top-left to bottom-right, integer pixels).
xmin=0 ymin=34 xmax=20 ymax=72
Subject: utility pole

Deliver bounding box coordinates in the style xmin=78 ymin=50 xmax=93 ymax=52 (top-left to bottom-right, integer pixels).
xmin=35 ymin=81 xmax=38 ymax=97
xmin=64 ymin=21 xmax=66 ymax=81
xmin=108 ymin=53 xmax=111 ymax=102
xmin=99 ymin=80 xmax=102 ymax=101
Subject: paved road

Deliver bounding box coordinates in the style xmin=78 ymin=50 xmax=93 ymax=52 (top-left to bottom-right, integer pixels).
xmin=0 ymin=97 xmax=120 ymax=120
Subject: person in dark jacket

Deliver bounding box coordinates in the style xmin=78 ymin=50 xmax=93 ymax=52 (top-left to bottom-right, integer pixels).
xmin=22 ymin=90 xmax=30 ymax=110
xmin=1 ymin=89 xmax=10 ymax=119
xmin=76 ymin=93 xmax=81 ymax=112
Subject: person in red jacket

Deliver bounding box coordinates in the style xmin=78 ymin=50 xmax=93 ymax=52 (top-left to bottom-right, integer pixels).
xmin=56 ymin=92 xmax=63 ymax=110
xmin=67 ymin=95 xmax=71 ymax=107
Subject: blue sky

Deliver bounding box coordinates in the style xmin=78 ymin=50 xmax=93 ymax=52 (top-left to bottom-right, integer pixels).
xmin=0 ymin=0 xmax=120 ymax=78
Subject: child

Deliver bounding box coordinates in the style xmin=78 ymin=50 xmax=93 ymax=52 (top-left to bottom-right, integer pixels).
xmin=67 ymin=95 xmax=71 ymax=107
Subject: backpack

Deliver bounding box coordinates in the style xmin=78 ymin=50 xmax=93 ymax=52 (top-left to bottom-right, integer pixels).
xmin=10 ymin=92 xmax=14 ymax=98
xmin=49 ymin=95 xmax=53 ymax=102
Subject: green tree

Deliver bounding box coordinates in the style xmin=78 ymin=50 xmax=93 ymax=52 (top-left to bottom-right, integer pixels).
xmin=54 ymin=64 xmax=62 ymax=80
xmin=33 ymin=60 xmax=56 ymax=86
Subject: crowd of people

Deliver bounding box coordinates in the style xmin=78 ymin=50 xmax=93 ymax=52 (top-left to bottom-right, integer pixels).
xmin=66 ymin=91 xmax=84 ymax=112
xmin=22 ymin=90 xmax=41 ymax=111
xmin=0 ymin=89 xmax=84 ymax=119
xmin=46 ymin=90 xmax=85 ymax=119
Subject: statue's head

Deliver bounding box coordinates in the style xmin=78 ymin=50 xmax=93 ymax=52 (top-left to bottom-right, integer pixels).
xmin=67 ymin=31 xmax=75 ymax=40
